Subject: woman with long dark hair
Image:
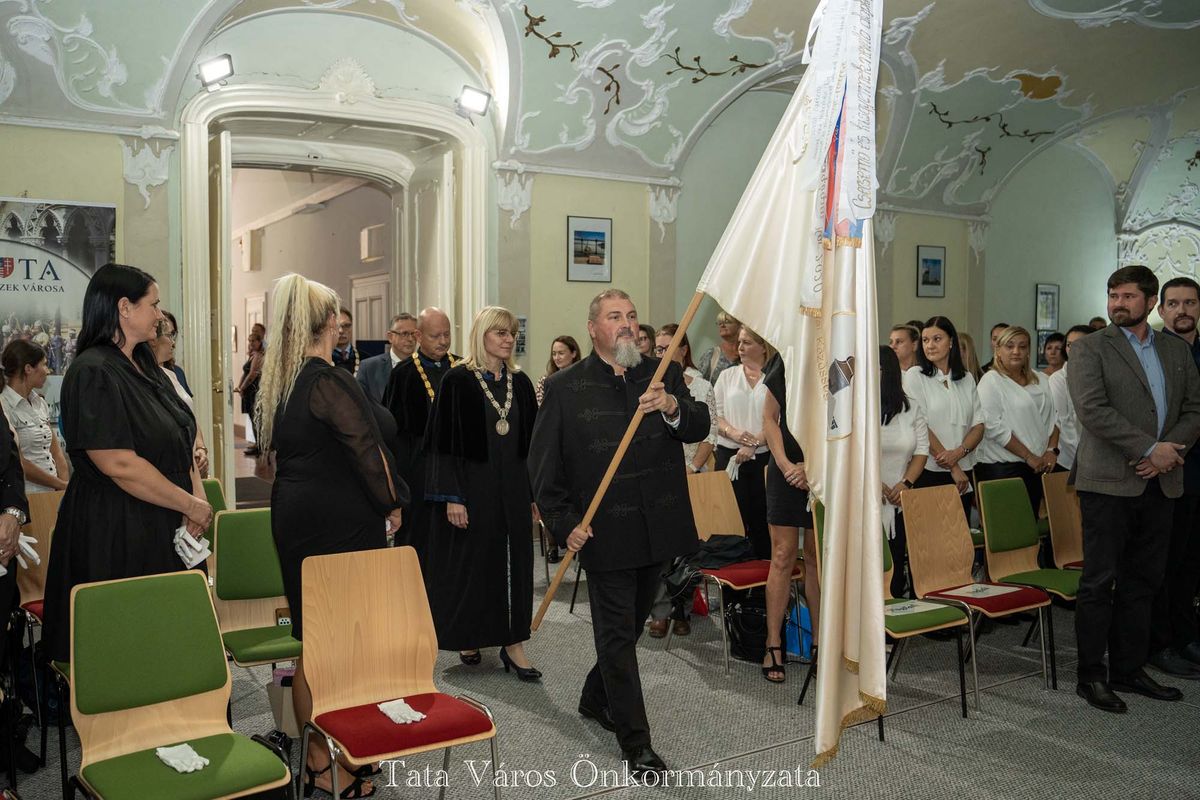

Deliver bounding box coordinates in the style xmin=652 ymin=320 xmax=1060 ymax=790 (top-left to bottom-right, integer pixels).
xmin=901 ymin=316 xmax=984 ymax=519
xmin=879 ymin=346 xmax=928 ymax=598
xmin=150 ymin=312 xmax=209 ymax=477
xmin=42 ymin=264 xmax=213 ymax=663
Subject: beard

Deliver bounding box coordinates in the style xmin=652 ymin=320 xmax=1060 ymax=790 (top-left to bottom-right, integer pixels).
xmin=1172 ymin=315 xmax=1196 ymax=334
xmin=614 ymin=338 xmax=643 ymax=369
xmin=1111 ymin=307 xmax=1148 ymax=328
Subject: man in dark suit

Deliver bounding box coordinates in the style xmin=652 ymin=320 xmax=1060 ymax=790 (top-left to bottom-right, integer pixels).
xmin=357 ymin=312 xmax=418 ymax=403
xmin=529 ymin=289 xmax=709 ymax=778
xmin=1149 ymin=276 xmax=1200 ymax=677
xmin=331 ymin=307 xmax=360 ymax=375
xmin=1068 ymin=265 xmax=1200 ymax=712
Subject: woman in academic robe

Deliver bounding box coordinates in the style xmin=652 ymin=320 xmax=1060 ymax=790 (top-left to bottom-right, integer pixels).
xmin=423 ymin=305 xmax=541 ymax=681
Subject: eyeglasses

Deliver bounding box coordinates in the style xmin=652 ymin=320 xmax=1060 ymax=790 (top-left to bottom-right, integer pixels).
xmin=654 ymin=346 xmax=668 ymax=355
xmin=389 ymin=330 xmax=418 ymax=338
xmin=158 ymin=327 xmax=177 ymax=340
xmin=337 ymin=323 xmax=353 ymax=331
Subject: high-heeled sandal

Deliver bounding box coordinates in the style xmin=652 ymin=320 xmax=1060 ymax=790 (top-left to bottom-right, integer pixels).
xmin=762 ymin=646 xmax=787 ymax=683
xmin=304 ymin=764 xmax=377 ymax=798
xmin=459 ymin=650 xmax=482 ymax=665
xmin=353 ymin=763 xmax=382 ymax=778
xmin=499 ymin=646 xmax=542 ymax=682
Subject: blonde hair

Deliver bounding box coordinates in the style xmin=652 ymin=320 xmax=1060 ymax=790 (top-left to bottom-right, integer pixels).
xmin=461 ymin=306 xmax=521 ymax=373
xmin=991 ymin=326 xmax=1038 ymax=385
xmin=737 ymin=325 xmax=777 ymax=364
xmin=254 ymin=274 xmax=341 ymax=451
xmin=959 ymin=332 xmax=983 ymax=382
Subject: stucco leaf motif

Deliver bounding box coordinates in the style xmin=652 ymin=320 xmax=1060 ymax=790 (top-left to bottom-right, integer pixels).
xmin=496 ymin=169 xmax=534 ymax=228
xmin=121 ymin=140 xmax=174 ymax=209
xmin=0 ymin=42 xmax=15 ymax=106
xmin=647 ymin=186 xmax=678 ymax=242
xmin=318 ymin=58 xmax=378 ymax=105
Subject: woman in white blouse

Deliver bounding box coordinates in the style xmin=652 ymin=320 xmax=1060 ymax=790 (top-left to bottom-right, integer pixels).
xmin=1047 ymin=325 xmax=1093 ymax=471
xmin=975 ymin=326 xmax=1060 ymax=515
xmin=714 ymin=325 xmax=775 ymax=558
xmin=1 ymin=340 xmax=69 ymax=492
xmin=880 ymin=346 xmax=927 ymax=599
xmin=901 ymin=316 xmax=984 ymax=518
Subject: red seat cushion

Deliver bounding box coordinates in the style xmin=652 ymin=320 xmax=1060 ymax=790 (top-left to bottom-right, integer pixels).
xmin=926 ymin=582 xmax=1049 ymax=616
xmin=1064 ymin=560 xmax=1083 ymax=570
xmin=700 ymin=560 xmax=801 ymax=590
xmin=21 ymin=600 xmax=43 ymax=622
xmin=313 ymin=693 xmax=494 ymax=761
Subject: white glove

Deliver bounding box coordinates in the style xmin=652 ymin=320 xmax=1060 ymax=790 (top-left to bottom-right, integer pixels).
xmin=15 ymin=533 xmax=39 ymax=570
xmin=725 ymin=455 xmax=741 ymax=482
xmin=156 ymin=743 xmax=209 ymax=773
xmin=173 ymin=527 xmax=211 ymax=569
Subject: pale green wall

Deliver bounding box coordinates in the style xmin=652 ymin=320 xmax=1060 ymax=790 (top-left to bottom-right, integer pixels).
xmin=675 ymin=91 xmax=790 ymax=354
xmin=984 ymin=143 xmax=1117 ymax=360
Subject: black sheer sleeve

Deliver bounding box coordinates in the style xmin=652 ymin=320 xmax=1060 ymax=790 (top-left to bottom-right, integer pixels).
xmin=310 ymin=368 xmax=401 ymax=516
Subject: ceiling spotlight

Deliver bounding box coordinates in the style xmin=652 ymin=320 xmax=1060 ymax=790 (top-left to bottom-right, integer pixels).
xmin=456 ymin=85 xmax=491 ymax=118
xmin=199 ymin=54 xmax=234 ymax=92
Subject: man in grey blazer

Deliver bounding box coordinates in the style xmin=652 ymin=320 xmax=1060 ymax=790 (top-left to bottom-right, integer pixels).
xmin=1068 ymin=265 xmax=1200 ymax=713
xmin=357 ymin=312 xmax=418 ymax=402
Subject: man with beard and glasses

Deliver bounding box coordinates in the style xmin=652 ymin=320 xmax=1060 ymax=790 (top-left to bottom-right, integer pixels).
xmin=1069 ymin=265 xmax=1200 ymax=713
xmin=529 ymin=289 xmax=709 ymax=779
xmin=1148 ymin=277 xmax=1200 ymax=678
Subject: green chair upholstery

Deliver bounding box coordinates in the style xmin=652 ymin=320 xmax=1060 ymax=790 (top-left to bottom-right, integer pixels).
xmin=202 ymin=479 xmax=227 ymax=516
xmin=221 ymin=627 xmax=299 ymax=664
xmin=998 ymin=568 xmax=1080 ymax=599
xmin=71 ymin=572 xmax=290 ymax=799
xmin=884 ymin=599 xmax=968 ymax=636
xmin=978 ymin=478 xmax=1079 ymax=600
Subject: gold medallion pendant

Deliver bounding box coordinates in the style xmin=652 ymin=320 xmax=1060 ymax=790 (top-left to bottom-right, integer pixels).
xmin=495 ymin=418 xmax=510 ymax=436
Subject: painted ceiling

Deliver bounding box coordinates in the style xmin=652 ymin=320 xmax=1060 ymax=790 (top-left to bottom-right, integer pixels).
xmin=0 ymin=0 xmax=1196 ymax=230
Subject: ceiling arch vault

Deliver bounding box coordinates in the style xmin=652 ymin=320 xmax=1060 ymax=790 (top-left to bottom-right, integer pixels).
xmin=0 ymin=0 xmax=1196 ymax=229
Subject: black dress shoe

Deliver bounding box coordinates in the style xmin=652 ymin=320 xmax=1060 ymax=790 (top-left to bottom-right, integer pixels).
xmin=1180 ymin=641 xmax=1200 ymax=666
xmin=622 ymin=746 xmax=668 ymax=779
xmin=546 ymin=548 xmax=563 ymax=564
xmin=1076 ymin=681 xmax=1127 ymax=713
xmin=578 ymin=700 xmax=616 ymax=732
xmin=1147 ymin=648 xmax=1200 ymax=679
xmin=1110 ymin=668 xmax=1183 ymax=701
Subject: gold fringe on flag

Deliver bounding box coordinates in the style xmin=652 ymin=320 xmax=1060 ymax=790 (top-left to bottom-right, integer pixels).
xmin=810 ymin=691 xmax=888 ymax=769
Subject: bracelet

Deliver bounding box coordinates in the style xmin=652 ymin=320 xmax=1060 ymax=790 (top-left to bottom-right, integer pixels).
xmin=194 ymin=446 xmax=208 ymax=453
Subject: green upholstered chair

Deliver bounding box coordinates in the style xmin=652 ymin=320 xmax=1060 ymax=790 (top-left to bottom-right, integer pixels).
xmin=212 ymin=509 xmax=302 ymax=668
xmin=69 ymin=571 xmax=293 ymax=799
xmin=977 ymin=477 xmax=1081 ymax=690
xmin=201 ymin=479 xmax=227 ymax=516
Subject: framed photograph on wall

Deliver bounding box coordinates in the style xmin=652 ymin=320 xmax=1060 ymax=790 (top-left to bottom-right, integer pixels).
xmin=916 ymin=245 xmax=946 ymax=298
xmin=1036 ymin=283 xmax=1060 ymax=331
xmin=1036 ymin=330 xmax=1055 ymax=369
xmin=567 ymin=216 xmax=612 ymax=282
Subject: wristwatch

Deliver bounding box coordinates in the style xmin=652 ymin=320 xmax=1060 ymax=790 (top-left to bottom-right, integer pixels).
xmin=1051 ymin=447 xmax=1060 ymax=456
xmin=3 ymin=507 xmax=25 ymax=525
xmin=902 ymin=479 xmax=914 ymax=489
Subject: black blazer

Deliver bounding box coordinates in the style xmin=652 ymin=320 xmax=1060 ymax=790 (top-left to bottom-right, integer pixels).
xmin=0 ymin=404 xmax=28 ymax=520
xmin=529 ymin=352 xmax=710 ymax=571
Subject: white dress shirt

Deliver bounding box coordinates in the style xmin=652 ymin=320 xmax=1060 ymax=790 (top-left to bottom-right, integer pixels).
xmin=976 ymin=369 xmax=1057 ymax=464
xmin=880 ymin=402 xmax=928 ymax=538
xmin=1047 ymin=365 xmax=1078 ymax=469
xmin=714 ymin=364 xmax=769 ymax=454
xmin=901 ymin=366 xmax=985 ymax=472
xmin=1 ymin=385 xmax=58 ymax=493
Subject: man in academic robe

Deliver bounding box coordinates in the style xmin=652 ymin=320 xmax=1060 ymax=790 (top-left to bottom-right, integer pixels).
xmin=332 ymin=307 xmax=360 ymax=375
xmin=529 ymin=289 xmax=709 ymax=779
xmin=382 ymin=307 xmax=457 ymax=549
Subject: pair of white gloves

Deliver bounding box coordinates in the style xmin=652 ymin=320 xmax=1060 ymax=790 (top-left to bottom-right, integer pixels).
xmin=0 ymin=533 xmax=40 ymax=576
xmin=156 ymin=743 xmax=209 ymax=773
xmin=173 ymin=526 xmax=211 ymax=569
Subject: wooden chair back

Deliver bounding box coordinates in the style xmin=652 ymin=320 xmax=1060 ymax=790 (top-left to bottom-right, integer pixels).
xmin=687 ymin=471 xmax=745 ymax=541
xmin=17 ymin=490 xmax=64 ymax=608
xmin=70 ymin=571 xmax=231 ymax=767
xmin=900 ymin=485 xmax=976 ymax=598
xmin=302 ymin=546 xmax=437 ymax=718
xmin=1042 ymin=471 xmax=1083 ymax=569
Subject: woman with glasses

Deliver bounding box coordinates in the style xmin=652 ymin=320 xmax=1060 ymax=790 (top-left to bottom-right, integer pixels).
xmin=235 ymin=324 xmax=266 ymax=457
xmin=697 ymin=310 xmax=741 ymax=383
xmin=151 ymin=312 xmax=209 ymax=477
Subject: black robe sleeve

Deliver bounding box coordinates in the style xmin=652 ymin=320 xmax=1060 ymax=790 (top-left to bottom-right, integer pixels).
xmin=527 ymin=373 xmax=582 ymax=548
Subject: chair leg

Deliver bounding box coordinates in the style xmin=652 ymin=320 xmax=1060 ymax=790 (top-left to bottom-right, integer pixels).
xmin=324 ymin=737 xmax=340 ymax=799
xmin=966 ymin=612 xmax=981 ymax=712
xmin=714 ymin=581 xmax=730 ymax=675
xmin=569 ymin=560 xmax=582 ymax=615
xmin=1045 ymin=603 xmax=1057 ymax=690
xmin=876 ymin=713 xmax=884 ymax=742
xmin=889 ymin=638 xmax=907 ymax=680
xmin=296 ymin=724 xmax=312 ymax=799
xmin=490 ymin=735 xmax=501 ymax=800
xmin=5 ymin=688 xmax=15 ymax=794
xmin=955 ymin=629 xmax=968 ymax=719
xmin=1021 ymin=616 xmax=1040 ymax=648
xmin=1037 ymin=607 xmax=1049 ymax=689
xmin=438 ymin=747 xmax=452 ymax=800
xmin=797 ymin=646 xmax=817 ymax=706
xmin=25 ymin=620 xmax=41 ymax=752
xmin=56 ymin=675 xmax=68 ymax=800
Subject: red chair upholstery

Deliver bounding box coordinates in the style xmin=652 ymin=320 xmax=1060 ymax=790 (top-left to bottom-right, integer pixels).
xmin=314 ymin=694 xmax=494 ymax=761
xmin=926 ymin=583 xmax=1050 ymax=617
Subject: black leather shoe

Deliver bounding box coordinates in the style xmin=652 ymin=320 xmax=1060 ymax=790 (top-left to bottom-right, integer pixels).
xmin=546 ymin=548 xmax=563 ymax=564
xmin=1147 ymin=648 xmax=1200 ymax=679
xmin=1180 ymin=641 xmax=1200 ymax=666
xmin=622 ymin=746 xmax=668 ymax=780
xmin=1111 ymin=668 xmax=1183 ymax=701
xmin=1076 ymin=681 xmax=1127 ymax=713
xmin=578 ymin=700 xmax=616 ymax=732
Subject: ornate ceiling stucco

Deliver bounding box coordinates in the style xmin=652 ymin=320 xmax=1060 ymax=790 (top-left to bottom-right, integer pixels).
xmin=0 ymin=0 xmax=1196 ymax=231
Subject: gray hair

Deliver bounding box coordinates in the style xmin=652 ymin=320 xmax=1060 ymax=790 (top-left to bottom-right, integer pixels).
xmin=391 ymin=312 xmax=417 ymax=326
xmin=588 ymin=289 xmax=633 ymax=322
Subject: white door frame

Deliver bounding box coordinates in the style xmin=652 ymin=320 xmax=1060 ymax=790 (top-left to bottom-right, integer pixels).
xmin=179 ymin=83 xmax=489 ymax=498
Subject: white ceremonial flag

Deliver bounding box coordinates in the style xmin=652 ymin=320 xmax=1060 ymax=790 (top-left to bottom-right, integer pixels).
xmin=696 ymin=0 xmax=885 ymax=766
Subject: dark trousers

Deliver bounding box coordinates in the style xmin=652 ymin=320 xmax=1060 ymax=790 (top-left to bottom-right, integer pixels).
xmin=1076 ymin=480 xmax=1173 ymax=683
xmin=887 ymin=512 xmax=910 ymax=599
xmin=915 ymin=468 xmax=975 ymax=522
xmin=715 ymin=446 xmax=771 ymax=559
xmin=1150 ymin=492 xmax=1200 ymax=651
xmin=581 ymin=562 xmax=663 ymax=751
xmin=974 ymin=461 xmax=1044 ymax=519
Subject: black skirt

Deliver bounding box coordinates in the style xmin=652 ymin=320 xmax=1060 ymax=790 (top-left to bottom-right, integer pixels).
xmin=766 ymin=454 xmax=812 ymax=528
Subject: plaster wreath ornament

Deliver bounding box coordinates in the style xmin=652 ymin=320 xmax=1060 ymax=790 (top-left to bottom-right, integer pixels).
xmin=318 ymin=58 xmax=378 ymax=105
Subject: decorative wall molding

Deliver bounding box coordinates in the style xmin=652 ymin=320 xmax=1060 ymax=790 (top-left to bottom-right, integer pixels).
xmin=120 ymin=138 xmax=174 ymax=208
xmin=317 ymin=57 xmax=378 ymax=105
xmin=0 ymin=43 xmax=14 ymax=106
xmin=493 ymin=158 xmax=680 ymax=187
xmin=968 ymin=220 xmax=989 ymax=261
xmin=230 ymin=135 xmax=415 ymax=188
xmin=1124 ymin=224 xmax=1200 ymax=280
xmin=873 ymin=210 xmax=896 ymax=258
xmin=1029 ymin=0 xmax=1200 ymax=30
xmin=0 ymin=113 xmax=177 ymax=139
xmin=647 ymin=185 xmax=678 ymax=242
xmin=496 ymin=168 xmax=533 ymax=228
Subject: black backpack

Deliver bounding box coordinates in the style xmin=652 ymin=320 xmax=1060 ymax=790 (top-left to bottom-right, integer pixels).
xmin=723 ymin=588 xmax=789 ymax=663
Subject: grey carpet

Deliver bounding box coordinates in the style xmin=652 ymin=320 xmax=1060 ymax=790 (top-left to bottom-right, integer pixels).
xmin=10 ymin=566 xmax=1199 ymax=799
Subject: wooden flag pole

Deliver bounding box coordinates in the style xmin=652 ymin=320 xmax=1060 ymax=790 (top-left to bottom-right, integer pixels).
xmin=532 ymin=290 xmax=708 ymax=631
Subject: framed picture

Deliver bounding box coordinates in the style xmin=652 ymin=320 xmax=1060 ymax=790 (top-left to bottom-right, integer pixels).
xmin=916 ymin=245 xmax=946 ymax=298
xmin=1036 ymin=330 xmax=1055 ymax=369
xmin=1036 ymin=283 xmax=1060 ymax=331
xmin=567 ymin=216 xmax=612 ymax=282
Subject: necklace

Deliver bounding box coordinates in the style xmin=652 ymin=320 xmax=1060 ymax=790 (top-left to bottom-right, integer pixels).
xmin=412 ymin=352 xmax=458 ymax=400
xmin=473 ymin=366 xmax=513 ymax=435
